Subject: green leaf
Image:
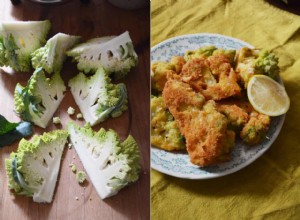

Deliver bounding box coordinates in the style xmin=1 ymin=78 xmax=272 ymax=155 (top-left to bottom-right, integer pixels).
xmin=0 ymin=115 xmax=33 ymax=148
xmin=0 ymin=114 xmax=19 ymax=135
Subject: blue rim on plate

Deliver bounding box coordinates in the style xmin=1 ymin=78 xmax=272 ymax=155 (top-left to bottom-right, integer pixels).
xmin=151 ymin=33 xmax=286 ymax=179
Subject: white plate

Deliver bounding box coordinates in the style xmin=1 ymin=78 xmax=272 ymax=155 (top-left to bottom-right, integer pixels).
xmin=151 ymin=33 xmax=286 ymax=179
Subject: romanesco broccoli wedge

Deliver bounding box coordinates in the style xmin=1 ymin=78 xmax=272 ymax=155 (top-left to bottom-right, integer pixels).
xmin=0 ymin=20 xmax=51 ymax=72
xmin=14 ymin=67 xmax=66 ymax=128
xmin=67 ymin=122 xmax=140 ymax=199
xmin=31 ymin=33 xmax=81 ymax=74
xmin=68 ymin=67 xmax=128 ymax=126
xmin=67 ymin=31 xmax=138 ymax=79
xmin=5 ymin=130 xmax=68 ymax=203
xmin=235 ymin=47 xmax=279 ymax=87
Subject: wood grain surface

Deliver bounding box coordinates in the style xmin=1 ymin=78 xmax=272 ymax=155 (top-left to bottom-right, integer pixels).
xmin=0 ymin=1 xmax=150 ymax=219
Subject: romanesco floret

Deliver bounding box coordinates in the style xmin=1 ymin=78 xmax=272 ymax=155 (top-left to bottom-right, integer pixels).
xmin=255 ymin=49 xmax=279 ymax=79
xmin=31 ymin=33 xmax=81 ymax=74
xmin=5 ymin=130 xmax=68 ymax=203
xmin=76 ymin=171 xmax=86 ymax=184
xmin=67 ymin=122 xmax=140 ymax=199
xmin=67 ymin=31 xmax=138 ymax=79
xmin=0 ymin=20 xmax=51 ymax=72
xmin=235 ymin=47 xmax=279 ymax=87
xmin=67 ymin=106 xmax=75 ymax=116
xmin=14 ymin=67 xmax=66 ymax=128
xmin=53 ymin=117 xmax=61 ymax=125
xmin=68 ymin=67 xmax=128 ymax=126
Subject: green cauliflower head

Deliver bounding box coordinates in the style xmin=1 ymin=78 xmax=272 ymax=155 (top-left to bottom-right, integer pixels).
xmin=14 ymin=67 xmax=66 ymax=128
xmin=0 ymin=20 xmax=51 ymax=72
xmin=68 ymin=67 xmax=128 ymax=126
xmin=67 ymin=31 xmax=138 ymax=79
xmin=67 ymin=122 xmax=140 ymax=199
xmin=31 ymin=33 xmax=81 ymax=74
xmin=5 ymin=130 xmax=68 ymax=203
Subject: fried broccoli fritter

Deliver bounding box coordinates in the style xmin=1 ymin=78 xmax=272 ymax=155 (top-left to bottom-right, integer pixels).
xmin=162 ymin=79 xmax=234 ymax=166
xmin=151 ymin=61 xmax=176 ymax=92
xmin=217 ymin=99 xmax=271 ymax=145
xmin=151 ymin=96 xmax=185 ymax=151
xmin=216 ymin=101 xmax=249 ymax=130
xmin=170 ymin=56 xmax=186 ymax=73
xmin=240 ymin=107 xmax=270 ymax=145
xmin=180 ymin=58 xmax=216 ymax=91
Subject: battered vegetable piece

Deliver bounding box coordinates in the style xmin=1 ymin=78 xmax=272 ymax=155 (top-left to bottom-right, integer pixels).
xmin=151 ymin=96 xmax=185 ymax=151
xmin=180 ymin=57 xmax=216 ymax=92
xmin=151 ymin=61 xmax=176 ymax=92
xmin=212 ymin=49 xmax=236 ymax=64
xmin=235 ymin=47 xmax=279 ymax=87
xmin=184 ymin=45 xmax=216 ymax=61
xmin=239 ymin=103 xmax=270 ymax=145
xmin=216 ymin=101 xmax=249 ymax=130
xmin=218 ymin=99 xmax=270 ymax=144
xmin=170 ymin=56 xmax=186 ymax=73
xmin=202 ymin=54 xmax=241 ymax=100
xmin=162 ymin=79 xmax=234 ymax=166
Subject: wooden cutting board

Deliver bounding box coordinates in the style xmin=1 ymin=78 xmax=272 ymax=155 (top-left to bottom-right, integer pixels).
xmin=0 ymin=1 xmax=150 ymax=219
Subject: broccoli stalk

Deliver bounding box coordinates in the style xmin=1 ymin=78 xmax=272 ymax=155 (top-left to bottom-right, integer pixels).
xmin=67 ymin=31 xmax=138 ymax=79
xmin=0 ymin=20 xmax=51 ymax=72
xmin=14 ymin=67 xmax=66 ymax=128
xmin=68 ymin=67 xmax=128 ymax=126
xmin=67 ymin=122 xmax=140 ymax=199
xmin=5 ymin=130 xmax=68 ymax=203
xmin=31 ymin=33 xmax=81 ymax=74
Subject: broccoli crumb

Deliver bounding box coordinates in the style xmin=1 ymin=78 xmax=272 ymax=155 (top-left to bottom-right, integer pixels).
xmin=76 ymin=113 xmax=83 ymax=119
xmin=76 ymin=171 xmax=87 ymax=184
xmin=67 ymin=107 xmax=75 ymax=116
xmin=71 ymin=164 xmax=77 ymax=173
xmin=53 ymin=117 xmax=61 ymax=125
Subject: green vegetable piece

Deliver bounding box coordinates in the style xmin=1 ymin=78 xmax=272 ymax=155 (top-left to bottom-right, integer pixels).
xmin=14 ymin=67 xmax=66 ymax=128
xmin=69 ymin=67 xmax=128 ymax=126
xmin=71 ymin=164 xmax=77 ymax=173
xmin=67 ymin=31 xmax=138 ymax=79
xmin=76 ymin=171 xmax=86 ymax=184
xmin=67 ymin=122 xmax=140 ymax=199
xmin=31 ymin=33 xmax=81 ymax=74
xmin=53 ymin=117 xmax=61 ymax=125
xmin=0 ymin=20 xmax=51 ymax=72
xmin=5 ymin=130 xmax=68 ymax=203
xmin=67 ymin=107 xmax=75 ymax=116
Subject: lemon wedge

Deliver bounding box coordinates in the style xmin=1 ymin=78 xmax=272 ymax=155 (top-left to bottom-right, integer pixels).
xmin=247 ymin=75 xmax=290 ymax=116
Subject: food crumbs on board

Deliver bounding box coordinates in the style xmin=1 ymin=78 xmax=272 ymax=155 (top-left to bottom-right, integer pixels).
xmin=76 ymin=113 xmax=83 ymax=119
xmin=53 ymin=117 xmax=61 ymax=125
xmin=67 ymin=106 xmax=75 ymax=116
xmin=75 ymin=197 xmax=79 ymax=200
xmin=68 ymin=143 xmax=72 ymax=149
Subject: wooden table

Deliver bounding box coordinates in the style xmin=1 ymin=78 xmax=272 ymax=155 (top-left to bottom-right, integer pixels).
xmin=0 ymin=1 xmax=150 ymax=219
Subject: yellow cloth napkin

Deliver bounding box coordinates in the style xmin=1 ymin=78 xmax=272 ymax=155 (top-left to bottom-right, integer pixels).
xmin=151 ymin=0 xmax=300 ymax=219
